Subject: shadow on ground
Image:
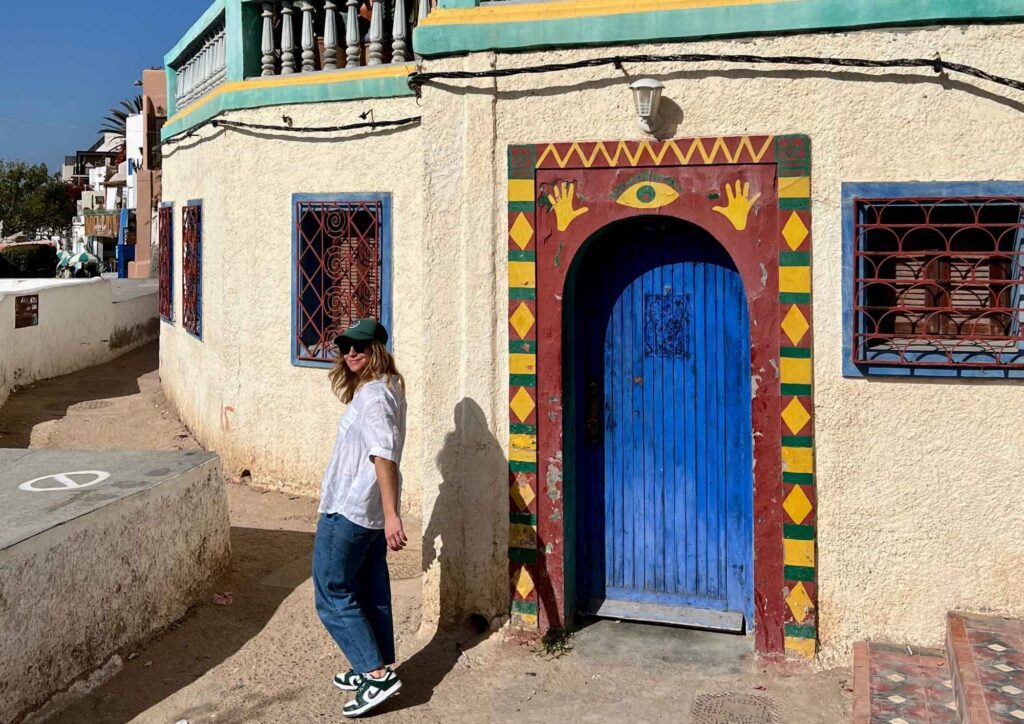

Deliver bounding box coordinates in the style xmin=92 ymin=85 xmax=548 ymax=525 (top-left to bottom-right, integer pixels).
xmin=45 ymin=525 xmax=315 ymax=724
xmin=0 ymin=343 xmax=155 ymax=448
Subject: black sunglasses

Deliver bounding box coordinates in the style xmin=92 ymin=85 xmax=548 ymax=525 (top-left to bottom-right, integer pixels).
xmin=337 ymin=339 xmax=372 ymax=355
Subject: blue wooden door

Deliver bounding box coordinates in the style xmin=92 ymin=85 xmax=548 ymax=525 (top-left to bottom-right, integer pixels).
xmin=574 ymin=219 xmax=753 ymax=630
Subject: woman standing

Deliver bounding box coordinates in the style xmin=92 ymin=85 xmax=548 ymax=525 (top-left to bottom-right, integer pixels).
xmin=313 ymin=318 xmax=407 ymax=718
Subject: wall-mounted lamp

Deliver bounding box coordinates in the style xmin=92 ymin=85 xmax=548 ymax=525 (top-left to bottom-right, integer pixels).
xmin=629 ymin=78 xmax=664 ymax=134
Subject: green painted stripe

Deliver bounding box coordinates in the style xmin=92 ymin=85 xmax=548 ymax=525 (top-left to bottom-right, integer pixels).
xmin=785 ymin=623 xmax=817 ymax=638
xmin=509 ymin=460 xmax=537 ymax=473
xmin=781 ymin=383 xmax=812 ymax=396
xmin=509 ymin=250 xmax=535 ymax=262
xmin=510 ymin=422 xmax=537 ymax=435
xmin=509 ymin=374 xmax=537 ymax=387
xmin=512 ymin=599 xmax=539 ymax=614
xmin=784 ymin=565 xmax=816 ymax=582
xmin=510 ymin=512 xmax=538 ymax=525
xmin=415 ymin=1 xmax=1024 ymax=57
xmin=510 ymin=339 xmax=536 ymax=353
xmin=779 ymin=198 xmax=811 ymax=211
xmin=781 ymin=346 xmax=812 ymax=358
xmin=509 ymin=287 xmax=536 ymax=300
xmin=779 ymin=163 xmax=811 ymax=177
xmin=508 ymin=546 xmax=537 ymax=564
xmin=780 ymin=251 xmax=811 ymax=266
xmin=784 ymin=472 xmax=815 ymax=485
xmin=784 ymin=524 xmax=815 ymax=540
xmin=508 ymin=201 xmax=535 ymax=212
xmin=782 ymin=435 xmax=813 ymax=448
xmin=779 ymin=292 xmax=812 ymax=304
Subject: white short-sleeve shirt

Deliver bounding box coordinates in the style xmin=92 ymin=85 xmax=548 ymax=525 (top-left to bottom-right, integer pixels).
xmin=319 ymin=376 xmax=406 ymax=529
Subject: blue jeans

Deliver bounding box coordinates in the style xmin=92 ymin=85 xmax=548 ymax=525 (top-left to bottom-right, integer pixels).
xmin=313 ymin=513 xmax=395 ymax=673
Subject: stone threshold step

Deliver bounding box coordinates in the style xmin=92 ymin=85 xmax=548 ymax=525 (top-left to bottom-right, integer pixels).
xmin=852 ymin=641 xmax=958 ymax=724
xmin=946 ymin=612 xmax=1024 ymax=724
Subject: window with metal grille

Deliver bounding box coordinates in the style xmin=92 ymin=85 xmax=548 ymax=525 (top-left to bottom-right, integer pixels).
xmin=182 ymin=201 xmax=203 ymax=339
xmin=849 ymin=191 xmax=1024 ymax=373
xmin=292 ymin=195 xmax=391 ymax=366
xmin=159 ymin=203 xmax=173 ymax=322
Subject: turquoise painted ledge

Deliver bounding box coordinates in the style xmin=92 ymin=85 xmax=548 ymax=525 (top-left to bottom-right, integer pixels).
xmin=161 ymin=69 xmax=417 ymax=141
xmin=166 ymin=0 xmax=226 ymax=67
xmin=414 ymin=0 xmax=1024 ymax=56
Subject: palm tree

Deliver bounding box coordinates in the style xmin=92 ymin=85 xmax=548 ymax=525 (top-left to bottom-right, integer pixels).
xmin=97 ymin=95 xmax=144 ymax=135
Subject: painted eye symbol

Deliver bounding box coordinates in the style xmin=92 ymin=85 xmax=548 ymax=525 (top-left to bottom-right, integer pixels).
xmin=615 ymin=181 xmax=680 ymax=209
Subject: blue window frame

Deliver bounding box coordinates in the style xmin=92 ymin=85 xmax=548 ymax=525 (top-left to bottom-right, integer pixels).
xmin=842 ymin=182 xmax=1024 ymax=379
xmin=291 ymin=193 xmax=392 ymax=368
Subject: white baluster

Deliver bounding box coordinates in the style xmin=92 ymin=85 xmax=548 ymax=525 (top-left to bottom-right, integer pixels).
xmin=392 ymin=0 xmax=407 ymax=62
xmin=280 ymin=0 xmax=297 ymax=74
xmin=345 ymin=0 xmax=360 ymax=68
xmin=323 ymin=0 xmax=338 ymax=70
xmin=301 ymin=1 xmax=315 ymax=72
xmin=261 ymin=3 xmax=276 ymax=75
xmin=417 ymin=0 xmax=430 ymax=25
xmin=368 ymin=0 xmax=383 ymax=65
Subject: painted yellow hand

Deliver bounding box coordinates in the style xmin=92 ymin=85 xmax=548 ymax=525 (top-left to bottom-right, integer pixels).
xmin=712 ymin=180 xmax=762 ymax=231
xmin=547 ymin=181 xmax=589 ymax=232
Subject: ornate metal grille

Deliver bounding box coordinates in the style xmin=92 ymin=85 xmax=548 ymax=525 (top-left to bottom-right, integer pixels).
xmin=182 ymin=203 xmax=202 ymax=338
xmin=853 ymin=197 xmax=1024 ymax=368
xmin=295 ymin=200 xmax=382 ymax=363
xmin=158 ymin=205 xmax=173 ymax=321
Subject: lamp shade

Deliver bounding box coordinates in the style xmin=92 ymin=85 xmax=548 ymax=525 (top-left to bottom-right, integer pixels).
xmin=629 ymin=78 xmax=664 ymax=133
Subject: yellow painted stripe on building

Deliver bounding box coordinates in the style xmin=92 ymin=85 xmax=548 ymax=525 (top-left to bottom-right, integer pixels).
xmin=784 ymin=539 xmax=815 ymax=567
xmin=780 ymin=357 xmax=812 ymax=386
xmin=509 ymin=353 xmax=537 ymax=375
xmin=419 ymin=0 xmax=790 ymax=26
xmin=509 ymin=433 xmax=537 ymax=451
xmin=510 ymin=447 xmax=538 ymax=463
xmin=785 ymin=637 xmax=816 ymax=658
xmin=779 ymin=176 xmax=811 ymax=199
xmin=167 ymin=63 xmax=417 ymax=125
xmin=508 ymin=179 xmax=535 ymax=203
xmin=779 ymin=266 xmax=811 ymax=294
xmin=782 ymin=446 xmax=814 ymax=474
xmin=509 ymin=261 xmax=536 ymax=289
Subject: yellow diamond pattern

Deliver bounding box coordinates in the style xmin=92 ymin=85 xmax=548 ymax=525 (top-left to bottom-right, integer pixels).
xmin=515 ymin=566 xmax=535 ymax=599
xmin=786 ymin=581 xmax=814 ymax=623
xmin=781 ymin=305 xmax=810 ymax=345
xmin=509 ymin=302 xmax=536 ymax=339
xmin=510 ymin=478 xmax=536 ymax=509
xmin=510 ymin=387 xmax=536 ymax=422
xmin=782 ymin=212 xmax=809 ymax=251
xmin=781 ymin=398 xmax=811 ymax=434
xmin=783 ymin=485 xmax=813 ymax=525
xmin=509 ymin=213 xmax=534 ymax=250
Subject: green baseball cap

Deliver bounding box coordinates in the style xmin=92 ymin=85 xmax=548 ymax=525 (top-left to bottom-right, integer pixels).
xmin=334 ymin=318 xmax=389 ymax=346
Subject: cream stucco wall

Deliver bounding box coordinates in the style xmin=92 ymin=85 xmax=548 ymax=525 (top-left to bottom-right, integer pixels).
xmin=162 ymin=22 xmax=1024 ymax=655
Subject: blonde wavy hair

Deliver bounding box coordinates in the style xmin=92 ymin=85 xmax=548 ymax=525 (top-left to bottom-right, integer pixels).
xmin=329 ymin=340 xmax=405 ymax=404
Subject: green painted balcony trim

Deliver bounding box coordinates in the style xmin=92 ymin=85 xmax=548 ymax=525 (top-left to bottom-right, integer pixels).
xmin=413 ymin=0 xmax=1024 ymax=57
xmin=161 ymin=64 xmax=418 ymax=141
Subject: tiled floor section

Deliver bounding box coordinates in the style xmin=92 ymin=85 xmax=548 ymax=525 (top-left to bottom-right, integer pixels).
xmin=950 ymin=613 xmax=1024 ymax=722
xmin=854 ymin=641 xmax=959 ymax=724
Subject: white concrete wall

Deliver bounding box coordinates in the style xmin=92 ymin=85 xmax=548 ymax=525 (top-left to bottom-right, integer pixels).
xmin=0 ymin=279 xmax=159 ymax=410
xmin=161 ymin=22 xmax=1024 ymax=656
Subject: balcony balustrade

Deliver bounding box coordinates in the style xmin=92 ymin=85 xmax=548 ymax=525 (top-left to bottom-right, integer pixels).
xmin=174 ymin=17 xmax=228 ymax=111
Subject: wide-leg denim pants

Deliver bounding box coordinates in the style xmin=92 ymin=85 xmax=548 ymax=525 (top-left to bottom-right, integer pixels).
xmin=312 ymin=512 xmax=395 ymax=673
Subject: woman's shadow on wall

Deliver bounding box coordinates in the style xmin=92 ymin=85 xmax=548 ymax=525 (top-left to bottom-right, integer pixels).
xmin=388 ymin=397 xmax=509 ymax=710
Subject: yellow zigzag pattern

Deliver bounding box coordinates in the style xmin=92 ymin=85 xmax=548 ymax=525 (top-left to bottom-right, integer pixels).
xmin=535 ymin=136 xmax=774 ymax=169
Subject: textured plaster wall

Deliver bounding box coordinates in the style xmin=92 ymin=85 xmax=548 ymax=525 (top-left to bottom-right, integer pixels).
xmin=0 ymin=279 xmax=159 ymax=411
xmin=159 ymin=97 xmax=427 ymax=519
xmin=162 ymin=22 xmax=1024 ymax=649
xmin=0 ymin=458 xmax=229 ymax=722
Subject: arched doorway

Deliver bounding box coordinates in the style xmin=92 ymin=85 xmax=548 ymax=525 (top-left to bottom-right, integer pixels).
xmin=566 ymin=216 xmax=753 ymax=631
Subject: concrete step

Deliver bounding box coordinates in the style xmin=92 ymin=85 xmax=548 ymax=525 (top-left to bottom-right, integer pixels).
xmin=946 ymin=612 xmax=1024 ymax=723
xmin=852 ymin=641 xmax=959 ymax=723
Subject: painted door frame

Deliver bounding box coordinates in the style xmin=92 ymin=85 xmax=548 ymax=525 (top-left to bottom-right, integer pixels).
xmin=505 ymin=135 xmax=817 ymax=658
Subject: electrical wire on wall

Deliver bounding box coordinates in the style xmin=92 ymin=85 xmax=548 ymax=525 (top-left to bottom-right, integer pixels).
xmin=161 ymin=114 xmax=422 ymax=147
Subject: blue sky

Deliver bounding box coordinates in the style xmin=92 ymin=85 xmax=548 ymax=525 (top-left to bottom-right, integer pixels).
xmin=0 ymin=0 xmax=213 ymax=172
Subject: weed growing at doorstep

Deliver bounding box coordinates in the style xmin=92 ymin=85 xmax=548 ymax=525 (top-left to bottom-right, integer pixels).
xmin=534 ymin=628 xmax=574 ymax=659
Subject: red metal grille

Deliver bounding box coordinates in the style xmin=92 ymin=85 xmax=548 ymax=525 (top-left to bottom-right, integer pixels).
xmin=295 ymin=200 xmax=381 ymax=363
xmin=182 ymin=204 xmax=202 ymax=338
xmin=158 ymin=205 xmax=172 ymax=321
xmin=853 ymin=197 xmax=1024 ymax=368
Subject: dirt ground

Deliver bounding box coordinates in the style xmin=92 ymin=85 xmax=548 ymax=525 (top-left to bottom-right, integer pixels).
xmin=2 ymin=343 xmax=853 ymax=723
